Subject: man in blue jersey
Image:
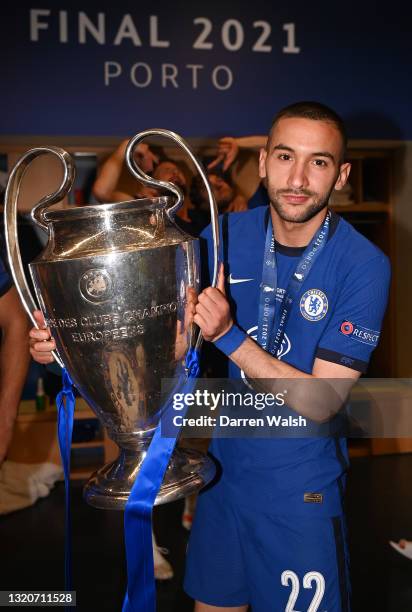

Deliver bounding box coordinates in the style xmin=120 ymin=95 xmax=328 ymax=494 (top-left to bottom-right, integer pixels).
xmin=29 ymin=102 xmax=390 ymax=611
xmin=184 ymin=102 xmax=390 ymax=612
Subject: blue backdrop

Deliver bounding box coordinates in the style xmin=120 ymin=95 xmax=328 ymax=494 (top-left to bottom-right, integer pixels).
xmin=1 ymin=1 xmax=411 ymax=139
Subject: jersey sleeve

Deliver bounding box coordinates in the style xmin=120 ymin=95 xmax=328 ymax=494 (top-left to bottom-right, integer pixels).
xmin=315 ymin=254 xmax=391 ymax=373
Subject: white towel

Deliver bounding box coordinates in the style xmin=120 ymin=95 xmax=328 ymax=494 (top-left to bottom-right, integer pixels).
xmin=0 ymin=460 xmax=63 ymax=514
xmin=389 ymin=540 xmax=412 ymax=560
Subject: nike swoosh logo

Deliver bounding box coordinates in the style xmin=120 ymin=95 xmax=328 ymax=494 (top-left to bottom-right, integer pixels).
xmin=228 ymin=274 xmax=254 ymax=284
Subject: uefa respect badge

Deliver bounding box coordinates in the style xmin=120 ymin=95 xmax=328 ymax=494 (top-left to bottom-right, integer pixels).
xmin=339 ymin=320 xmax=380 ymax=346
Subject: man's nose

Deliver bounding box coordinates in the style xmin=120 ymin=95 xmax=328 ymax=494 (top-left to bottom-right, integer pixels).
xmin=287 ymin=162 xmax=308 ymax=190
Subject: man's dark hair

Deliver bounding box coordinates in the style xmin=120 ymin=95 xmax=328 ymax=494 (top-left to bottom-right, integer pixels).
xmin=270 ymin=101 xmax=347 ymax=161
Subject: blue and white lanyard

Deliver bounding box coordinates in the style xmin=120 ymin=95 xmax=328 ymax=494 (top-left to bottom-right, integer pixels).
xmin=257 ymin=211 xmax=331 ymax=356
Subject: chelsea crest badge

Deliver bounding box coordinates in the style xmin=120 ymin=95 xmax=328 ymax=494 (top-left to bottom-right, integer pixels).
xmin=300 ymin=289 xmax=328 ymax=322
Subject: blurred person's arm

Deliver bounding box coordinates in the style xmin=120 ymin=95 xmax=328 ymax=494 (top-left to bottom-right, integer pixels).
xmin=233 ymin=135 xmax=267 ymax=150
xmin=208 ymin=136 xmax=267 ymax=172
xmin=92 ymin=139 xmax=128 ymax=202
xmin=0 ymin=287 xmax=30 ymax=464
xmin=93 ymin=140 xmax=159 ymax=203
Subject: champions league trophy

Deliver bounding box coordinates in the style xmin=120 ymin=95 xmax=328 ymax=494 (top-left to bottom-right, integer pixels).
xmin=4 ymin=130 xmax=219 ymax=510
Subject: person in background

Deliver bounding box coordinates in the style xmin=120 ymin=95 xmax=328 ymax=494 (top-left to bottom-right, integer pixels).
xmin=92 ymin=139 xmax=193 ymax=226
xmin=92 ymin=139 xmax=159 ymax=203
xmin=185 ymin=166 xmax=248 ymax=236
xmin=0 ymin=175 xmax=31 ymax=465
xmin=209 ymin=135 xmax=270 ymax=208
xmin=191 ymin=168 xmax=247 ymax=214
xmin=0 ymin=248 xmax=30 ymax=466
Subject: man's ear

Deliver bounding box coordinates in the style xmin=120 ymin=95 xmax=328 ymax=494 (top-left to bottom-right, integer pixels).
xmin=258 ymin=147 xmax=268 ymax=180
xmin=334 ymin=162 xmax=351 ymax=191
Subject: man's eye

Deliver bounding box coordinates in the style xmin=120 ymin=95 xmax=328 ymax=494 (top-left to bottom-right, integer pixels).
xmin=278 ymin=154 xmax=291 ymax=161
xmin=313 ymin=159 xmax=327 ymax=167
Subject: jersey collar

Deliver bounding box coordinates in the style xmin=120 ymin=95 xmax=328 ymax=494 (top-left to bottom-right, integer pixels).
xmin=263 ymin=206 xmax=340 ymax=257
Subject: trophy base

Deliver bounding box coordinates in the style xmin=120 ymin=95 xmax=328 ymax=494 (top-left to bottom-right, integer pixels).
xmin=83 ymin=447 xmax=216 ymax=510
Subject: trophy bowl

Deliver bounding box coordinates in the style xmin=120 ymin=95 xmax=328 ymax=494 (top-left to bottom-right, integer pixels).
xmin=4 ymin=131 xmax=220 ymax=510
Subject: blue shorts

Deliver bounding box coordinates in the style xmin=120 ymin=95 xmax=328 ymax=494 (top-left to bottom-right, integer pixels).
xmin=184 ymin=480 xmax=351 ymax=611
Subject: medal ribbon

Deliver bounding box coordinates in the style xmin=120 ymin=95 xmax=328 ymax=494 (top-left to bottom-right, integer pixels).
xmin=258 ymin=212 xmax=331 ymax=355
xmin=56 ymin=368 xmax=76 ymax=596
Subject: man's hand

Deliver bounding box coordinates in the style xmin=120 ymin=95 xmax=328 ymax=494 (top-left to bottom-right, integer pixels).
xmin=29 ymin=310 xmax=56 ymax=364
xmin=194 ymin=265 xmax=233 ymax=341
xmin=208 ymin=137 xmax=239 ymax=172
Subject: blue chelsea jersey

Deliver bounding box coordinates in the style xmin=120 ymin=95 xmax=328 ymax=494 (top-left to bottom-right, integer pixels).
xmin=200 ymin=207 xmax=391 ymax=516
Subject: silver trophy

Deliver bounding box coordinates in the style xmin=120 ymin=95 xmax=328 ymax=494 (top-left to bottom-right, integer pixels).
xmin=4 ymin=130 xmax=219 ymax=510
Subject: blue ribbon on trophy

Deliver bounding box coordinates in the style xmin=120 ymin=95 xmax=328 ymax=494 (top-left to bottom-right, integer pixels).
xmin=55 ymin=368 xmax=76 ymax=592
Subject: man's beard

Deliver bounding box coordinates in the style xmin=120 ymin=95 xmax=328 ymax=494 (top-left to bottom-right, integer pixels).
xmin=268 ymin=187 xmax=333 ymax=224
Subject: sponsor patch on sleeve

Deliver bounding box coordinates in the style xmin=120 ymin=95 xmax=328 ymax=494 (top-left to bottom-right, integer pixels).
xmin=339 ymin=321 xmax=380 ymax=347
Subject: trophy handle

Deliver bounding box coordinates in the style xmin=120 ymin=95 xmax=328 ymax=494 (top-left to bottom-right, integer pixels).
xmin=125 ymin=130 xmax=220 ymax=290
xmin=3 ymin=147 xmax=75 ymax=367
